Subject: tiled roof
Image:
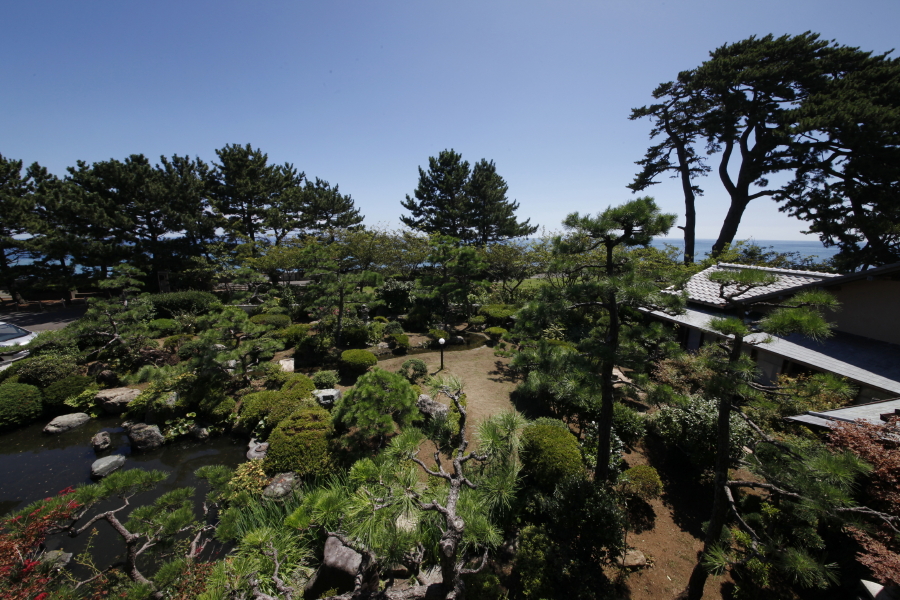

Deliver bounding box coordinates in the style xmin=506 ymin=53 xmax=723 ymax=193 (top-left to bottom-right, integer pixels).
xmin=682 ymin=263 xmax=840 ymax=307
xmin=645 ymin=306 xmax=900 ymax=396
xmin=785 ymin=398 xmax=900 ymax=429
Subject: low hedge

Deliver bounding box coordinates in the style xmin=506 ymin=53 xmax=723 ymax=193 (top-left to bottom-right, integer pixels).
xmin=249 ymin=313 xmax=292 ymax=329
xmin=484 ymin=327 xmax=508 ymax=343
xmin=263 ymin=405 xmax=333 ymax=477
xmin=479 ymin=304 xmax=516 ymax=326
xmin=340 ymin=349 xmax=377 ymax=377
xmin=42 ymin=375 xmax=95 ymax=412
xmin=0 ymin=382 xmax=43 ymax=429
xmin=13 ymin=354 xmax=78 ymax=388
xmin=148 ymin=291 xmax=221 ymax=318
xmin=240 ymin=389 xmax=313 ymax=436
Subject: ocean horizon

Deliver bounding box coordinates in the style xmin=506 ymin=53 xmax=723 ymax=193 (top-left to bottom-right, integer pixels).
xmin=649 ymin=237 xmax=840 ymax=263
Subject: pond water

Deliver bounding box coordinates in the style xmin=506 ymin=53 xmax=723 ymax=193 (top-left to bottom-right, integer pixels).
xmin=0 ymin=416 xmax=247 ymax=572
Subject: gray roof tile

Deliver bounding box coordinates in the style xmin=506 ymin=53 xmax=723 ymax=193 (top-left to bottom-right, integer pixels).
xmin=680 ymin=263 xmax=840 ymax=308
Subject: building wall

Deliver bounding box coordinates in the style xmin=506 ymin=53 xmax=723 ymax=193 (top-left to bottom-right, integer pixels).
xmin=828 ymin=278 xmax=900 ymax=345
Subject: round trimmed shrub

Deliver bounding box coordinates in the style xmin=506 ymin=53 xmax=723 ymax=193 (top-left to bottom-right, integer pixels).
xmin=42 ymin=375 xmax=94 ymax=412
xmin=621 ymin=465 xmax=663 ymax=501
xmin=479 ymin=304 xmax=516 ymax=326
xmin=341 ymin=326 xmax=369 ymax=348
xmin=484 ymin=327 xmax=507 ymax=343
xmin=333 ymin=368 xmax=420 ymax=447
xmin=398 ymin=358 xmax=428 ymax=383
xmin=0 ymin=382 xmax=43 ymax=429
xmin=373 ymin=316 xmax=389 ymax=324
xmin=272 ymin=324 xmax=310 ymax=348
xmin=390 ymin=333 xmax=410 ymax=354
xmin=240 ymin=389 xmax=313 ymax=435
xmin=148 ymin=291 xmax=221 ymax=318
xmin=467 ymin=315 xmax=486 ymax=329
xmin=263 ymin=406 xmax=333 ymax=477
xmin=428 ymin=328 xmax=449 ymax=342
xmin=280 ymin=373 xmax=316 ymax=399
xmin=312 ymin=370 xmax=339 ymax=389
xmin=521 ymin=419 xmax=584 ymax=492
xmin=383 ymin=321 xmax=404 ymax=336
xmin=148 ymin=318 xmax=179 ymax=337
xmin=249 ymin=313 xmax=292 ymax=329
xmin=14 ymin=353 xmax=78 ymax=388
xmin=340 ymin=349 xmax=377 ymax=377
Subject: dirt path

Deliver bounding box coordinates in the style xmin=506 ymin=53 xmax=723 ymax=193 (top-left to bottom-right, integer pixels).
xmin=374 ymin=345 xmax=518 ymax=425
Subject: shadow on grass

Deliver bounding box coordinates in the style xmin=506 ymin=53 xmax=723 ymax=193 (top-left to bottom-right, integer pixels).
xmin=508 ymin=389 xmax=554 ymax=421
xmin=641 ymin=434 xmax=712 ymax=541
xmin=625 ymin=497 xmax=657 ymax=534
xmin=487 ymin=359 xmax=519 ymax=384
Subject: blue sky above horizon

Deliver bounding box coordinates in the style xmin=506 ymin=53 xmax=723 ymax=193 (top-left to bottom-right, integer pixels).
xmin=3 ymin=0 xmax=897 ymax=241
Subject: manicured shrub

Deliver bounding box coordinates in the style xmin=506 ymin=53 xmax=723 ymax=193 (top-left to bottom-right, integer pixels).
xmin=398 ymin=358 xmax=428 ymax=384
xmin=148 ymin=318 xmax=179 ymax=337
xmin=162 ymin=334 xmax=193 ymax=352
xmin=263 ymin=405 xmax=333 ymax=477
xmin=390 ymin=333 xmax=410 ymax=354
xmin=341 ymin=326 xmax=369 ymax=348
xmin=366 ymin=321 xmax=386 ymax=344
xmin=467 ymin=315 xmax=486 ymax=329
xmin=621 ymin=465 xmax=663 ymax=501
xmin=479 ymin=304 xmax=516 ymax=326
xmin=148 ymin=291 xmax=221 ymax=318
xmin=649 ymin=397 xmax=752 ymax=470
xmin=373 ymin=316 xmax=389 ymax=324
xmin=312 ymin=370 xmax=339 ymax=389
xmin=428 ymin=328 xmax=449 ymax=342
xmin=0 ymin=382 xmax=43 ymax=429
xmin=271 ymin=324 xmax=310 ymax=349
xmin=240 ymin=390 xmax=312 ymax=435
xmin=13 ymin=353 xmax=78 ymax=388
xmin=333 ymin=368 xmax=420 ymax=448
xmin=521 ymin=419 xmax=584 ymax=492
xmin=42 ymin=375 xmax=94 ymax=412
xmin=249 ymin=313 xmax=292 ymax=329
xmin=279 ymin=373 xmax=317 ymax=400
xmin=339 ymin=349 xmax=377 ymax=377
xmin=484 ymin=327 xmax=507 ymax=343
xmin=383 ymin=321 xmax=404 ymax=336
xmin=612 ymin=402 xmax=646 ymax=447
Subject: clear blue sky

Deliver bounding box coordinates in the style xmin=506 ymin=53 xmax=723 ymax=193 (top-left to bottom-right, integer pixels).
xmin=2 ymin=0 xmax=897 ymax=241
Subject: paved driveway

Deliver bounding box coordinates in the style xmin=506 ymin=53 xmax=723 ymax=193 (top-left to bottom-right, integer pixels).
xmin=0 ymin=306 xmax=87 ymax=331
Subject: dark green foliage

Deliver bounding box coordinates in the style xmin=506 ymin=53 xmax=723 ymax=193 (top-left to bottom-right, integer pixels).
xmin=650 ymin=397 xmax=752 ymax=471
xmin=479 ymin=304 xmax=516 ymax=326
xmin=383 ymin=321 xmax=404 ymax=336
xmin=263 ymin=405 xmax=333 ymax=477
xmin=240 ymin=388 xmax=315 ymax=436
xmin=311 ymin=370 xmax=339 ymax=389
xmin=13 ymin=353 xmax=78 ymax=388
xmin=398 ymin=358 xmax=428 ymax=383
xmin=341 ymin=325 xmax=369 ymax=348
xmin=428 ymin=328 xmax=449 ymax=342
xmin=520 ymin=420 xmax=584 ymax=492
xmin=612 ymin=403 xmax=646 ymax=448
xmin=621 ymin=465 xmax=663 ymax=501
xmin=0 ymin=382 xmax=43 ymax=429
xmin=147 ymin=291 xmax=220 ymax=318
xmin=162 ymin=333 xmax=192 ymax=352
xmin=339 ymin=349 xmax=377 ymax=377
xmin=42 ymin=375 xmax=94 ymax=411
xmin=463 ymin=571 xmax=506 ymax=600
xmin=271 ymin=323 xmax=310 ymax=348
xmin=279 ymin=372 xmax=316 ymax=399
xmin=484 ymin=327 xmax=507 ymax=343
xmin=333 ymin=368 xmax=420 ymax=448
xmin=390 ymin=333 xmax=410 ymax=354
xmin=373 ymin=316 xmax=389 ymax=323
xmin=249 ymin=313 xmax=291 ymax=329
xmin=148 ymin=318 xmax=179 ymax=337
xmin=376 ymin=279 xmax=417 ymax=313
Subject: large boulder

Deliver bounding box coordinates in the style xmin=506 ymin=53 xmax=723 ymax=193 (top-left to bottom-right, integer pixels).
xmin=128 ymin=423 xmax=165 ymax=451
xmin=263 ymin=472 xmax=295 ymax=498
xmin=615 ymin=549 xmax=648 ymax=568
xmin=44 ymin=413 xmax=91 ymax=434
xmin=91 ymin=454 xmax=126 ymax=478
xmin=91 ymin=431 xmax=112 ymax=451
xmin=95 ymin=387 xmax=141 ymax=414
xmin=313 ymin=388 xmax=342 ymax=409
xmin=278 ymin=358 xmax=295 ymax=372
xmin=304 ymin=536 xmax=362 ymax=597
xmin=416 ymin=394 xmax=448 ymax=421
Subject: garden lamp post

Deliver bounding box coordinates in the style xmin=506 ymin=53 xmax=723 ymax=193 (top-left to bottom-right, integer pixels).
xmin=439 ymin=337 xmax=445 ymax=371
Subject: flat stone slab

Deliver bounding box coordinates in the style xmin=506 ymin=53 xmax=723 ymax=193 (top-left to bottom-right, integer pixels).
xmin=44 ymin=413 xmax=91 ymax=434
xmin=95 ymin=387 xmax=141 ymax=414
xmin=91 ymin=454 xmax=126 ymax=478
xmin=278 ymin=358 xmax=295 ymax=372
xmin=313 ymin=388 xmax=342 ymax=408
